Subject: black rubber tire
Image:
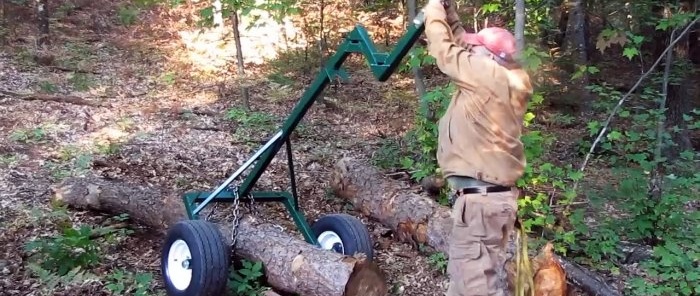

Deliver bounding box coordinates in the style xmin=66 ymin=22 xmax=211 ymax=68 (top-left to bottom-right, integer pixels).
xmin=311 ymin=213 xmax=374 ymax=261
xmin=161 ymin=220 xmax=230 ymax=296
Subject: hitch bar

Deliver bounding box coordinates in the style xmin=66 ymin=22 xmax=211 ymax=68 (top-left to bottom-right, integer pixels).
xmin=182 ymin=12 xmax=426 ymax=246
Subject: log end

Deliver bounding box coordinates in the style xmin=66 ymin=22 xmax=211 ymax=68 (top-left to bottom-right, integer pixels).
xmin=329 ymin=157 xmax=356 ymax=200
xmin=50 ymin=178 xmax=101 ymax=209
xmin=344 ymin=256 xmax=389 ymax=296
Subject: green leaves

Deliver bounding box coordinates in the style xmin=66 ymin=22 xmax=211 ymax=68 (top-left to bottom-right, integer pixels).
xmin=228 ymin=260 xmax=267 ymax=295
xmin=656 ymin=12 xmax=698 ymax=31
xmin=571 ymin=65 xmax=600 ymax=80
xmin=519 ymin=46 xmax=549 ymax=73
xmin=24 ymin=225 xmax=102 ymax=276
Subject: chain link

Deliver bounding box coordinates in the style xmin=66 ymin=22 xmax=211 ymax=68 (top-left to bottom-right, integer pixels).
xmin=229 ymin=185 xmax=242 ymax=248
xmin=248 ymin=190 xmax=258 ymax=217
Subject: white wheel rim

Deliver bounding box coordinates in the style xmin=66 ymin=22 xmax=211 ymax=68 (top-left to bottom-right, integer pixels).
xmin=166 ymin=239 xmax=193 ymax=291
xmin=317 ymin=231 xmax=344 ymax=253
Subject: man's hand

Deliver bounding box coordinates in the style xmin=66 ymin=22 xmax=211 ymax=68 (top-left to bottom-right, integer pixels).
xmin=441 ymin=0 xmax=451 ymax=9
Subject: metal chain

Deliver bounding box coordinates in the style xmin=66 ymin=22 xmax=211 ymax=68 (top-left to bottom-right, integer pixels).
xmin=229 ymin=185 xmax=242 ymax=248
xmin=248 ymin=190 xmax=258 ymax=217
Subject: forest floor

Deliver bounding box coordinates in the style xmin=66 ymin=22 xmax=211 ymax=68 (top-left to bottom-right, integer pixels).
xmin=0 ymin=1 xmax=672 ymax=296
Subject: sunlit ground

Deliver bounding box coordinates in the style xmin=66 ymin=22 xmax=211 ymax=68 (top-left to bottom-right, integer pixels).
xmin=176 ymin=9 xmax=306 ymax=74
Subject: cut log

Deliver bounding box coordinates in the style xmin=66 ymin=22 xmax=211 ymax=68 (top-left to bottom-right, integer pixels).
xmin=50 ymin=173 xmax=387 ymax=296
xmin=329 ymin=157 xmax=622 ymax=296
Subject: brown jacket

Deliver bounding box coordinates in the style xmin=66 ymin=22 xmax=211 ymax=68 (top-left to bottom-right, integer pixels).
xmin=423 ymin=2 xmax=533 ymax=186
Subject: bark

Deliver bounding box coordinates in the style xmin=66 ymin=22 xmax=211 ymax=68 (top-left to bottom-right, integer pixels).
xmin=50 ymin=174 xmax=388 ymax=296
xmin=663 ymin=0 xmax=696 ymax=160
xmin=0 ymin=90 xmax=106 ymax=107
xmin=648 ymin=2 xmax=696 ymax=162
xmin=407 ymin=0 xmax=429 ymax=120
xmin=231 ymin=10 xmax=250 ymax=110
xmin=329 ymin=157 xmax=622 ymax=296
xmin=555 ymin=257 xmax=620 ymax=296
xmin=514 ymin=0 xmax=526 ymax=53
xmin=1 ymin=0 xmax=6 ymax=45
xmin=562 ymin=0 xmax=592 ymax=113
xmin=36 ymin=0 xmax=49 ymax=48
xmin=212 ymin=0 xmax=224 ymax=31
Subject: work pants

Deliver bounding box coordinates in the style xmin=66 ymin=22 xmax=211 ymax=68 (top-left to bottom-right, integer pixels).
xmin=445 ymin=176 xmax=518 ymax=296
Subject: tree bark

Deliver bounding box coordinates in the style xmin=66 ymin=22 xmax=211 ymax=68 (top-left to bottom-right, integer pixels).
xmin=407 ymin=0 xmax=429 ymax=120
xmin=232 ymin=10 xmax=250 ymax=111
xmin=50 ymin=174 xmax=387 ymax=296
xmin=36 ymin=0 xmax=49 ymax=48
xmin=212 ymin=0 xmax=224 ymax=31
xmin=329 ymin=157 xmax=622 ymax=296
xmin=562 ymin=0 xmax=592 ymax=113
xmin=514 ymin=0 xmax=526 ymax=53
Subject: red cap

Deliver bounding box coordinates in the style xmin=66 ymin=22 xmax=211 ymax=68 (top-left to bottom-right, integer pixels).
xmin=462 ymin=27 xmax=517 ymax=61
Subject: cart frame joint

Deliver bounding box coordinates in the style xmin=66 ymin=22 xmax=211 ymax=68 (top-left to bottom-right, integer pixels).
xmin=181 ymin=12 xmax=426 ymax=248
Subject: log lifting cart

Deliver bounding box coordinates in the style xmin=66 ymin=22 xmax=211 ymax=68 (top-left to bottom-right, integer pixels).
xmin=160 ymin=11 xmax=426 ymax=296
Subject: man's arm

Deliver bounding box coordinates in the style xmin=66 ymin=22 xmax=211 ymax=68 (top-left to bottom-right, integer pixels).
xmin=442 ymin=0 xmax=468 ymax=47
xmin=423 ymin=0 xmax=492 ymax=84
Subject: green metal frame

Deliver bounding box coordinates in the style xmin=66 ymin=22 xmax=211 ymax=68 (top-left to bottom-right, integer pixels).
xmin=183 ymin=12 xmax=426 ymax=247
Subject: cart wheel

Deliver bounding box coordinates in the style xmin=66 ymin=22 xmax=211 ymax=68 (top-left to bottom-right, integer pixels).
xmin=311 ymin=213 xmax=374 ymax=261
xmin=161 ymin=220 xmax=230 ymax=296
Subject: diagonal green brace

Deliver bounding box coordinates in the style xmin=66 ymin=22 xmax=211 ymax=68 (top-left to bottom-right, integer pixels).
xmin=178 ymin=11 xmax=425 ymax=250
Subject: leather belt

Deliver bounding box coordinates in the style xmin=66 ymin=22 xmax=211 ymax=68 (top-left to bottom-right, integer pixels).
xmin=449 ymin=185 xmax=512 ymax=206
xmin=456 ymin=185 xmax=512 ymax=195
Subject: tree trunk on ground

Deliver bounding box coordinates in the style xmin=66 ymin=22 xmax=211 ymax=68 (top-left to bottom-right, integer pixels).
xmin=329 ymin=157 xmax=622 ymax=296
xmin=50 ymin=174 xmax=388 ymax=296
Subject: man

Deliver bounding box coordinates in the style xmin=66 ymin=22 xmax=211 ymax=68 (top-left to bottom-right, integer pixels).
xmin=421 ymin=0 xmax=534 ymax=295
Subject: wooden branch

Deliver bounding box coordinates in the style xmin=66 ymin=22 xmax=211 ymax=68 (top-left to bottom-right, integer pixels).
xmin=575 ymin=16 xmax=699 ymax=193
xmin=0 ymin=90 xmax=106 ymax=107
xmin=48 ymin=65 xmax=101 ymax=75
xmin=555 ymin=256 xmax=621 ymax=296
xmin=329 ymin=157 xmax=623 ymax=296
xmin=50 ymin=174 xmax=388 ymax=296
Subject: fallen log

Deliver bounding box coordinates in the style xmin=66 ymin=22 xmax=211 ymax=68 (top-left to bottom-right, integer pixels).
xmin=329 ymin=157 xmax=622 ymax=296
xmin=0 ymin=89 xmax=106 ymax=107
xmin=50 ymin=173 xmax=387 ymax=296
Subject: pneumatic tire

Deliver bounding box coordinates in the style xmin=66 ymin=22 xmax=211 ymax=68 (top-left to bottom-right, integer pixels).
xmin=161 ymin=220 xmax=230 ymax=296
xmin=311 ymin=213 xmax=374 ymax=261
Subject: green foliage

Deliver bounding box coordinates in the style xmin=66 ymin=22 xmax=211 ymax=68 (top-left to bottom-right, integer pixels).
xmin=24 ymin=210 xmax=135 ymax=277
xmin=427 ymin=251 xmax=447 ymax=274
xmin=228 ymin=260 xmax=268 ymax=295
xmin=10 ymin=127 xmax=47 ymax=143
xmin=68 ymin=72 xmax=93 ymax=91
xmin=563 ymin=66 xmax=699 ymax=295
xmin=381 ymin=9 xmax=697 ymax=296
xmin=225 ymin=107 xmax=279 ymax=142
xmin=197 ymin=0 xmax=300 ymax=29
xmin=399 ymin=82 xmax=454 ymax=182
xmin=105 ymin=269 xmax=154 ymax=296
xmin=117 ymin=5 xmax=140 ymax=26
xmin=25 ymin=225 xmax=101 ymax=276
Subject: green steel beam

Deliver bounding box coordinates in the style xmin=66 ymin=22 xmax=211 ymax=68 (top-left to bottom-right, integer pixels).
xmin=182 ymin=12 xmax=426 ymax=244
xmin=237 ymin=11 xmax=426 ymax=198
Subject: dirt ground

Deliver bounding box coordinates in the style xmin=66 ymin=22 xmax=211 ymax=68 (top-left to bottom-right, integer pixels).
xmin=5 ymin=0 xmax=677 ymax=294
xmin=0 ymin=1 xmax=457 ymax=295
